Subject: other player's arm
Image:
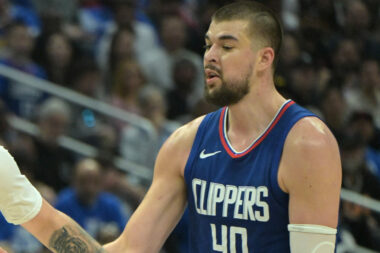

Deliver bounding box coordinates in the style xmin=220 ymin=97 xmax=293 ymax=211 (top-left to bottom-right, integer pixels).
xmin=22 ymin=199 xmax=105 ymax=252
xmin=104 ymin=117 xmax=203 ymax=253
xmin=278 ymin=117 xmax=342 ymax=253
xmin=0 ymin=146 xmax=105 ymax=253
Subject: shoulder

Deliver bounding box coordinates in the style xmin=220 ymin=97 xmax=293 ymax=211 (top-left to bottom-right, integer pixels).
xmin=279 ymin=116 xmax=342 ymax=193
xmin=156 ymin=116 xmax=205 ymax=176
xmin=286 ymin=117 xmax=338 ymax=152
xmin=162 ymin=116 xmax=205 ymax=151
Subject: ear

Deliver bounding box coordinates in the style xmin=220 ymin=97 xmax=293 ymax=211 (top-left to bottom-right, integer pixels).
xmin=256 ymin=47 xmax=275 ymax=71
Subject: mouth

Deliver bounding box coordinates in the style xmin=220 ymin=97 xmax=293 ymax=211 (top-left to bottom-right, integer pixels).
xmin=205 ymin=69 xmax=220 ymax=84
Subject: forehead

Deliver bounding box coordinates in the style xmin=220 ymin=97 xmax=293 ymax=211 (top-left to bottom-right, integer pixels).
xmin=205 ymin=19 xmax=251 ymax=41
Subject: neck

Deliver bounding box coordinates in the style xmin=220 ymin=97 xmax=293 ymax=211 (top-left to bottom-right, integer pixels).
xmin=225 ymin=78 xmax=286 ymax=151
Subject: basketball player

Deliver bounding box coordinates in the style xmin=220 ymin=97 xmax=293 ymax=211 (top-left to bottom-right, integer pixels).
xmin=0 ymin=1 xmax=341 ymax=253
xmin=104 ymin=2 xmax=341 ymax=252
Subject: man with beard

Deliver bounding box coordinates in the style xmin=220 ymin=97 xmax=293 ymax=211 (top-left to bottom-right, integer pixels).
xmin=105 ymin=1 xmax=341 ymax=252
xmin=0 ymin=1 xmax=341 ymax=253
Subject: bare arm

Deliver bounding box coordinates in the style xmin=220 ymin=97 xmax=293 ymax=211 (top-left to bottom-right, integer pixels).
xmin=105 ymin=117 xmax=203 ymax=253
xmin=0 ymin=146 xmax=105 ymax=253
xmin=279 ymin=117 xmax=342 ymax=227
xmin=22 ymin=199 xmax=105 ymax=253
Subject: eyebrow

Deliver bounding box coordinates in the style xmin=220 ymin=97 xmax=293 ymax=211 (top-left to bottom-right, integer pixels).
xmin=205 ymin=34 xmax=239 ymax=42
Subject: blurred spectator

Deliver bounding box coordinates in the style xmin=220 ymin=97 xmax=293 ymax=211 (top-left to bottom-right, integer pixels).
xmin=32 ymin=0 xmax=99 ymax=55
xmin=184 ymin=0 xmax=222 ymax=55
xmin=319 ymin=84 xmax=349 ymax=141
xmin=32 ymin=97 xmax=75 ymax=192
xmin=278 ymin=33 xmax=302 ymax=71
xmin=344 ymin=59 xmax=380 ymax=128
xmin=287 ymin=59 xmax=319 ymax=107
xmin=0 ymin=21 xmax=48 ymax=120
xmin=339 ymin=199 xmax=380 ymax=252
xmin=166 ymin=57 xmax=198 ymax=122
xmin=348 ymin=111 xmax=380 ymax=151
xmin=120 ymin=86 xmax=180 ymax=178
xmin=347 ymin=111 xmax=380 ymax=180
xmin=55 ymin=158 xmax=128 ymax=240
xmin=343 ymin=0 xmax=371 ymax=37
xmin=76 ymin=0 xmax=113 ymax=52
xmin=139 ymin=14 xmax=204 ymax=102
xmin=190 ymin=98 xmax=218 ymax=121
xmin=70 ymin=58 xmax=103 ymax=98
xmin=146 ymin=0 xmax=183 ymax=26
xmin=104 ymin=26 xmax=136 ymax=93
xmin=276 ymin=33 xmax=303 ymax=97
xmin=339 ymin=132 xmax=380 ymax=250
xmin=146 ymin=0 xmax=201 ymax=53
xmin=341 ymin=0 xmax=380 ymax=61
xmin=99 ymin=157 xmax=145 ymax=210
xmin=299 ymin=0 xmax=340 ymax=34
xmin=282 ymin=0 xmax=299 ymax=31
xmin=110 ymin=60 xmax=145 ymax=129
xmin=31 ymin=0 xmax=78 ymax=24
xmin=330 ymin=38 xmax=361 ymax=86
xmin=68 ymin=58 xmax=116 ymax=153
xmin=33 ymin=32 xmax=76 ymax=86
xmin=96 ymin=0 xmax=158 ymax=73
xmin=340 ymin=132 xmax=380 ymax=197
xmin=0 ymin=0 xmax=41 ymax=40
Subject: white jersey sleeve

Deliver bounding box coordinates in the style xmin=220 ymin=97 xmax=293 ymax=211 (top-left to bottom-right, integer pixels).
xmin=0 ymin=146 xmax=42 ymax=225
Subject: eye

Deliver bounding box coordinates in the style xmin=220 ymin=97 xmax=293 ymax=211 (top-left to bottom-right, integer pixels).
xmin=222 ymin=45 xmax=233 ymax=51
xmin=203 ymin=44 xmax=212 ymax=51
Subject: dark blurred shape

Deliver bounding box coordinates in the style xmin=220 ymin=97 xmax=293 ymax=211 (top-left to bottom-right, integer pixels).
xmin=349 ymin=111 xmax=380 ymax=150
xmin=167 ymin=58 xmax=197 ymax=121
xmin=32 ymin=97 xmax=75 ymax=192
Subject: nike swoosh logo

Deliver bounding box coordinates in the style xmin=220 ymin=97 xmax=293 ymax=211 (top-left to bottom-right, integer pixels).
xmin=199 ymin=149 xmax=221 ymax=159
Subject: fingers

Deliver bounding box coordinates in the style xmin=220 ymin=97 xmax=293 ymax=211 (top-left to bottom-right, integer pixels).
xmin=0 ymin=247 xmax=8 ymax=253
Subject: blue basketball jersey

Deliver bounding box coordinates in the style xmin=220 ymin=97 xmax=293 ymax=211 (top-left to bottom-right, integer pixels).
xmin=184 ymin=100 xmax=317 ymax=253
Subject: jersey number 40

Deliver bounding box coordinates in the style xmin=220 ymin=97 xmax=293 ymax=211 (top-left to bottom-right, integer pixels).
xmin=211 ymin=223 xmax=249 ymax=253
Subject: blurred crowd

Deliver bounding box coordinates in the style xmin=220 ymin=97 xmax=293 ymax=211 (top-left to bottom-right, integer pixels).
xmin=0 ymin=0 xmax=379 ymax=252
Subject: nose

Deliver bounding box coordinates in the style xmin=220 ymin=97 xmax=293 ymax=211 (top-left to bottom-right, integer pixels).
xmin=204 ymin=45 xmax=218 ymax=64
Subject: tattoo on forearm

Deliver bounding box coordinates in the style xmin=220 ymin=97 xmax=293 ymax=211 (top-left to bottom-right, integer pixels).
xmin=49 ymin=225 xmax=106 ymax=253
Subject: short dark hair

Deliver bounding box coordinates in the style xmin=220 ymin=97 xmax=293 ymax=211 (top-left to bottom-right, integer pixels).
xmin=212 ymin=1 xmax=283 ymax=69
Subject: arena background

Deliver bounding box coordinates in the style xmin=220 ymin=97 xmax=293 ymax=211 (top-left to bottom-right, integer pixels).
xmin=0 ymin=0 xmax=380 ymax=252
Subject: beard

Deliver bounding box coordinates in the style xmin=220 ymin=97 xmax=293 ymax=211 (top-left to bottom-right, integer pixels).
xmin=204 ymin=74 xmax=250 ymax=107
